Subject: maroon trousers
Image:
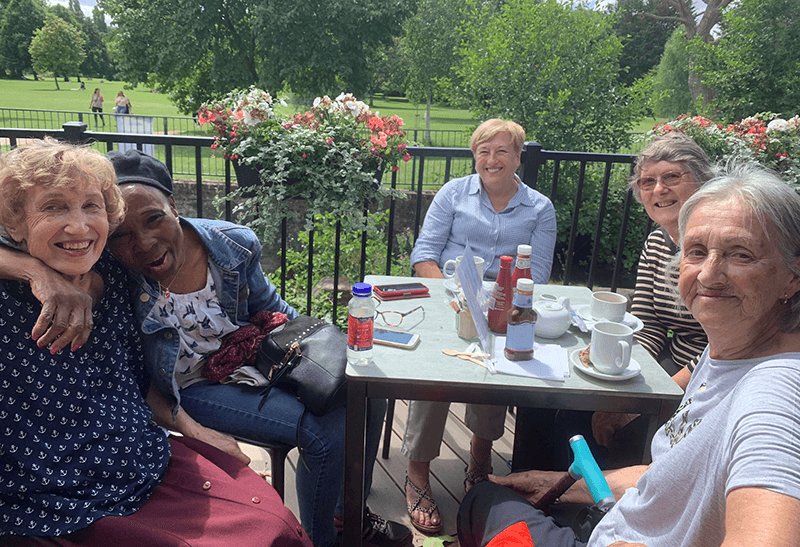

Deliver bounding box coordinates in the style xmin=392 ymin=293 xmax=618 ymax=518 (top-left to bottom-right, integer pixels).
xmin=5 ymin=436 xmax=313 ymax=547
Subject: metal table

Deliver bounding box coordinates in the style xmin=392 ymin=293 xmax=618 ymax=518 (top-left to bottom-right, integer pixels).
xmin=343 ymin=276 xmax=683 ymax=546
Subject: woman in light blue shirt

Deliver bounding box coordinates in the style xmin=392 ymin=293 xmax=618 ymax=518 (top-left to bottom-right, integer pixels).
xmin=404 ymin=119 xmax=557 ymax=535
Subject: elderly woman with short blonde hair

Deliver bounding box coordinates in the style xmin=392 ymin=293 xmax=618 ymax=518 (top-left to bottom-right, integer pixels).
xmin=404 ymin=118 xmax=557 ymax=534
xmin=0 ymin=139 xmax=312 ymax=547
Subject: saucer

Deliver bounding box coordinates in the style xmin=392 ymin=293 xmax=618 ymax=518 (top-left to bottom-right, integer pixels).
xmin=570 ymin=348 xmax=641 ymax=381
xmin=443 ymin=278 xmax=460 ymax=293
xmin=573 ymin=304 xmax=644 ymax=332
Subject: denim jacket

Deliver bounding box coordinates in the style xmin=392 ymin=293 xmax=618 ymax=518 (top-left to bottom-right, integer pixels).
xmin=130 ymin=217 xmax=298 ymax=414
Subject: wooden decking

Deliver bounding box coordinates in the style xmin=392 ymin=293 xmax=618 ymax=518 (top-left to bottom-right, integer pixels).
xmin=239 ymin=400 xmax=517 ymax=546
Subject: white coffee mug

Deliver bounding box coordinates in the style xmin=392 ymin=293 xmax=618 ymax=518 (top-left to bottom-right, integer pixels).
xmin=442 ymin=255 xmax=485 ymax=287
xmin=590 ymin=321 xmax=633 ymax=375
xmin=590 ymin=291 xmax=628 ymax=323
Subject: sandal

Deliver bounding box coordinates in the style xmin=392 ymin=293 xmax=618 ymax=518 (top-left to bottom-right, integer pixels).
xmin=405 ymin=472 xmax=442 ymax=535
xmin=464 ymin=451 xmax=493 ymax=492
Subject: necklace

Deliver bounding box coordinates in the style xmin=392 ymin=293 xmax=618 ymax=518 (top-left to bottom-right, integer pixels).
xmin=161 ymin=251 xmax=187 ymax=298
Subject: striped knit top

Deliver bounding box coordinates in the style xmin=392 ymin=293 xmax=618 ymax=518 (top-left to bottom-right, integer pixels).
xmin=631 ymin=228 xmax=708 ymax=371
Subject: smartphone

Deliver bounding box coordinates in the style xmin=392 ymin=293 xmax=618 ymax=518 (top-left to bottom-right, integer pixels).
xmin=373 ymin=282 xmax=430 ymax=301
xmin=373 ymin=327 xmax=420 ymax=349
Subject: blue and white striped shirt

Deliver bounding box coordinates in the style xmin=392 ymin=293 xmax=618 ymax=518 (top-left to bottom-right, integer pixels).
xmin=410 ymin=174 xmax=557 ymax=282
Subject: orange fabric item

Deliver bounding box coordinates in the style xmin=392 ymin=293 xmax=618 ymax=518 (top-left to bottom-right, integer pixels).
xmin=486 ymin=520 xmax=534 ymax=547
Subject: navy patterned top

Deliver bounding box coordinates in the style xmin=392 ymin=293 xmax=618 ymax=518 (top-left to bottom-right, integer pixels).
xmin=0 ymin=252 xmax=171 ymax=537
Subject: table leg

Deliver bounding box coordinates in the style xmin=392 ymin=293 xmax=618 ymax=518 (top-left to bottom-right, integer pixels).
xmin=343 ymin=379 xmax=367 ymax=547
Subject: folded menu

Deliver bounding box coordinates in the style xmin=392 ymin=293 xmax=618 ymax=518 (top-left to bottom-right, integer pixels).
xmin=491 ymin=337 xmax=569 ymax=382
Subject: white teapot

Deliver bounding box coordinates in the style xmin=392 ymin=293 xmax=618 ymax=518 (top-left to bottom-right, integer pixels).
xmin=534 ymin=295 xmax=572 ymax=339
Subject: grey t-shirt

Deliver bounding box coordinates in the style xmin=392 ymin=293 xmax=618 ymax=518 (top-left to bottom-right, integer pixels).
xmin=589 ymin=349 xmax=800 ymax=547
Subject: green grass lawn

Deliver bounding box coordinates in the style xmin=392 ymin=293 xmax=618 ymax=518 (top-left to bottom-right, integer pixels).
xmin=0 ymin=78 xmax=477 ymax=134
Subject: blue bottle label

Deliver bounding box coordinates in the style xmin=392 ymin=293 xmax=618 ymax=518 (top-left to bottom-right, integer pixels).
xmin=505 ymin=322 xmax=535 ymax=352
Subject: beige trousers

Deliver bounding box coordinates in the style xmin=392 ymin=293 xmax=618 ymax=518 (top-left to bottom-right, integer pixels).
xmin=401 ymin=400 xmax=507 ymax=462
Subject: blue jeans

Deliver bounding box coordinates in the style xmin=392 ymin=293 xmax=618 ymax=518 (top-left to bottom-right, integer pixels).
xmin=180 ymin=381 xmax=385 ymax=547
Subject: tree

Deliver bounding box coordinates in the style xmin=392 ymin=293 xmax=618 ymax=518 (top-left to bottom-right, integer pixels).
xmin=652 ymin=27 xmax=692 ymax=117
xmin=457 ymin=0 xmax=640 ymax=152
xmin=0 ymin=0 xmax=46 ymax=78
xmin=29 ymin=13 xmax=85 ymax=89
xmin=79 ymin=15 xmax=114 ymax=79
xmin=400 ymin=0 xmax=469 ymax=141
xmin=98 ymin=0 xmax=412 ymax=114
xmin=643 ymin=0 xmax=734 ymax=105
xmin=611 ymin=0 xmax=679 ymax=87
xmin=690 ymin=0 xmax=800 ymax=122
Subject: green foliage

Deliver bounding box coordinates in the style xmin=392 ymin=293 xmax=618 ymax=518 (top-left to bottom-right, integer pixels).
xmin=401 ymin=0 xmax=467 ymax=107
xmin=545 ymin=162 xmax=648 ymax=286
xmin=457 ymin=0 xmax=641 ymax=153
xmin=611 ymin=0 xmax=680 ymax=87
xmin=653 ymin=28 xmax=693 ymax=118
xmin=97 ymin=0 xmax=411 ymax=114
xmin=268 ymin=210 xmax=414 ymax=327
xmin=690 ymin=0 xmax=800 ymax=122
xmin=204 ymin=90 xmax=409 ymax=242
xmin=78 ymin=15 xmax=114 ymax=79
xmin=0 ymin=0 xmax=46 ymax=78
xmin=29 ymin=13 xmax=85 ymax=88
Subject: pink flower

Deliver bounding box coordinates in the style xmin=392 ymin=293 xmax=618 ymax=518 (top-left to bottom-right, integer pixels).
xmin=403 ymin=153 xmax=411 ymax=162
xmin=210 ymin=143 xmax=218 ymax=149
xmin=302 ymin=153 xmax=307 ymax=159
xmin=368 ymin=117 xmax=385 ymax=132
xmin=326 ymin=137 xmax=334 ymax=145
xmin=392 ymin=165 xmax=400 ymax=172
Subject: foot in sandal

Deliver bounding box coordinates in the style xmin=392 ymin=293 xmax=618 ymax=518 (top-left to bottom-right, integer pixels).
xmin=464 ymin=436 xmax=493 ymax=492
xmin=404 ymin=464 xmax=441 ymax=535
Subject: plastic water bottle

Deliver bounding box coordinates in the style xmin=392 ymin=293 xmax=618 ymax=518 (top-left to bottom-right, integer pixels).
xmin=347 ymin=282 xmax=375 ymax=366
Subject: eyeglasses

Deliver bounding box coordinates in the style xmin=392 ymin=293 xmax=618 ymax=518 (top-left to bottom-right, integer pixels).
xmin=375 ymin=306 xmax=425 ymax=328
xmin=637 ymin=171 xmax=690 ymax=192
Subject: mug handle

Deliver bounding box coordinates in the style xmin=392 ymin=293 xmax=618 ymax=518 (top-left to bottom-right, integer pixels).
xmin=442 ymin=259 xmax=457 ymax=279
xmin=614 ymin=341 xmax=631 ymax=373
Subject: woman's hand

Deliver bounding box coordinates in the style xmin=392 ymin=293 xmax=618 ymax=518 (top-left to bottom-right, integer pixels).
xmin=146 ymin=388 xmax=251 ymax=464
xmin=591 ymin=411 xmax=640 ymax=448
xmin=187 ymin=425 xmax=251 ymax=465
xmin=30 ymin=272 xmax=94 ymax=353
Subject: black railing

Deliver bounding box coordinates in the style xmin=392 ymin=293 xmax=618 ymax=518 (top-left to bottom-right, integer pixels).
xmin=0 ymin=122 xmax=648 ymax=325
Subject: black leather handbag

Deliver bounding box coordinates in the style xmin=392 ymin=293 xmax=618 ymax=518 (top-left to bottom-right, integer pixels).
xmin=255 ymin=316 xmax=347 ymax=415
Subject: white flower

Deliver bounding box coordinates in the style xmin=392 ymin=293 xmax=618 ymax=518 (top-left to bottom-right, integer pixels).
xmin=786 ymin=116 xmax=800 ymax=130
xmin=767 ymin=118 xmax=789 ymax=132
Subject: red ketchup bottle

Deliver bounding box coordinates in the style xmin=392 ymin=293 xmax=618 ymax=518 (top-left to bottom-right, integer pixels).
xmin=511 ymin=244 xmax=533 ymax=288
xmin=488 ymin=256 xmax=514 ymax=334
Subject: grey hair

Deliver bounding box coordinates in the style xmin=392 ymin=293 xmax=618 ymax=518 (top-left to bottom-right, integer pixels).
xmin=672 ymin=162 xmax=800 ymax=332
xmin=628 ymin=132 xmax=716 ymax=203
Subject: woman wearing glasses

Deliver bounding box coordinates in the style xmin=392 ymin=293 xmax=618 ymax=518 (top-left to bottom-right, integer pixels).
xmin=584 ymin=133 xmax=715 ymax=462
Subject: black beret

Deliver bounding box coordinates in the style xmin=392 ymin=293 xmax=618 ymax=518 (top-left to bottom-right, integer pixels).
xmin=106 ymin=149 xmax=173 ymax=196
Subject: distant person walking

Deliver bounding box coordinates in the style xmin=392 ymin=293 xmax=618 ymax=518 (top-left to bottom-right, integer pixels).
xmin=90 ymin=88 xmax=105 ymax=126
xmin=114 ymin=91 xmax=132 ymax=114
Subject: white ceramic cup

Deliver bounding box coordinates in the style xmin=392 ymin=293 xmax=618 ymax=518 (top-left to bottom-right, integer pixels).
xmin=590 ymin=321 xmax=633 ymax=375
xmin=590 ymin=291 xmax=628 ymax=323
xmin=442 ymin=255 xmax=485 ymax=287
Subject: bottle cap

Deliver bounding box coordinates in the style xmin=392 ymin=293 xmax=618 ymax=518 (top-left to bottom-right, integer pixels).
xmin=500 ymin=256 xmax=513 ymax=267
xmin=516 ymin=278 xmax=534 ymax=292
xmin=352 ymin=282 xmax=372 ymax=297
xmin=517 ymin=244 xmax=532 ymax=257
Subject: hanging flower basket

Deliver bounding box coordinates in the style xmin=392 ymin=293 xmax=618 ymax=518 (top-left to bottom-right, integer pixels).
xmin=200 ymin=89 xmax=411 ymax=244
xmin=232 ymin=160 xmax=262 ymax=188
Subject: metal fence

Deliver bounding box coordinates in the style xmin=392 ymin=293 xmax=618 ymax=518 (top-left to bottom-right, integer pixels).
xmin=0 ymin=122 xmax=647 ymax=324
xmin=0 ymin=108 xmax=475 ymax=190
